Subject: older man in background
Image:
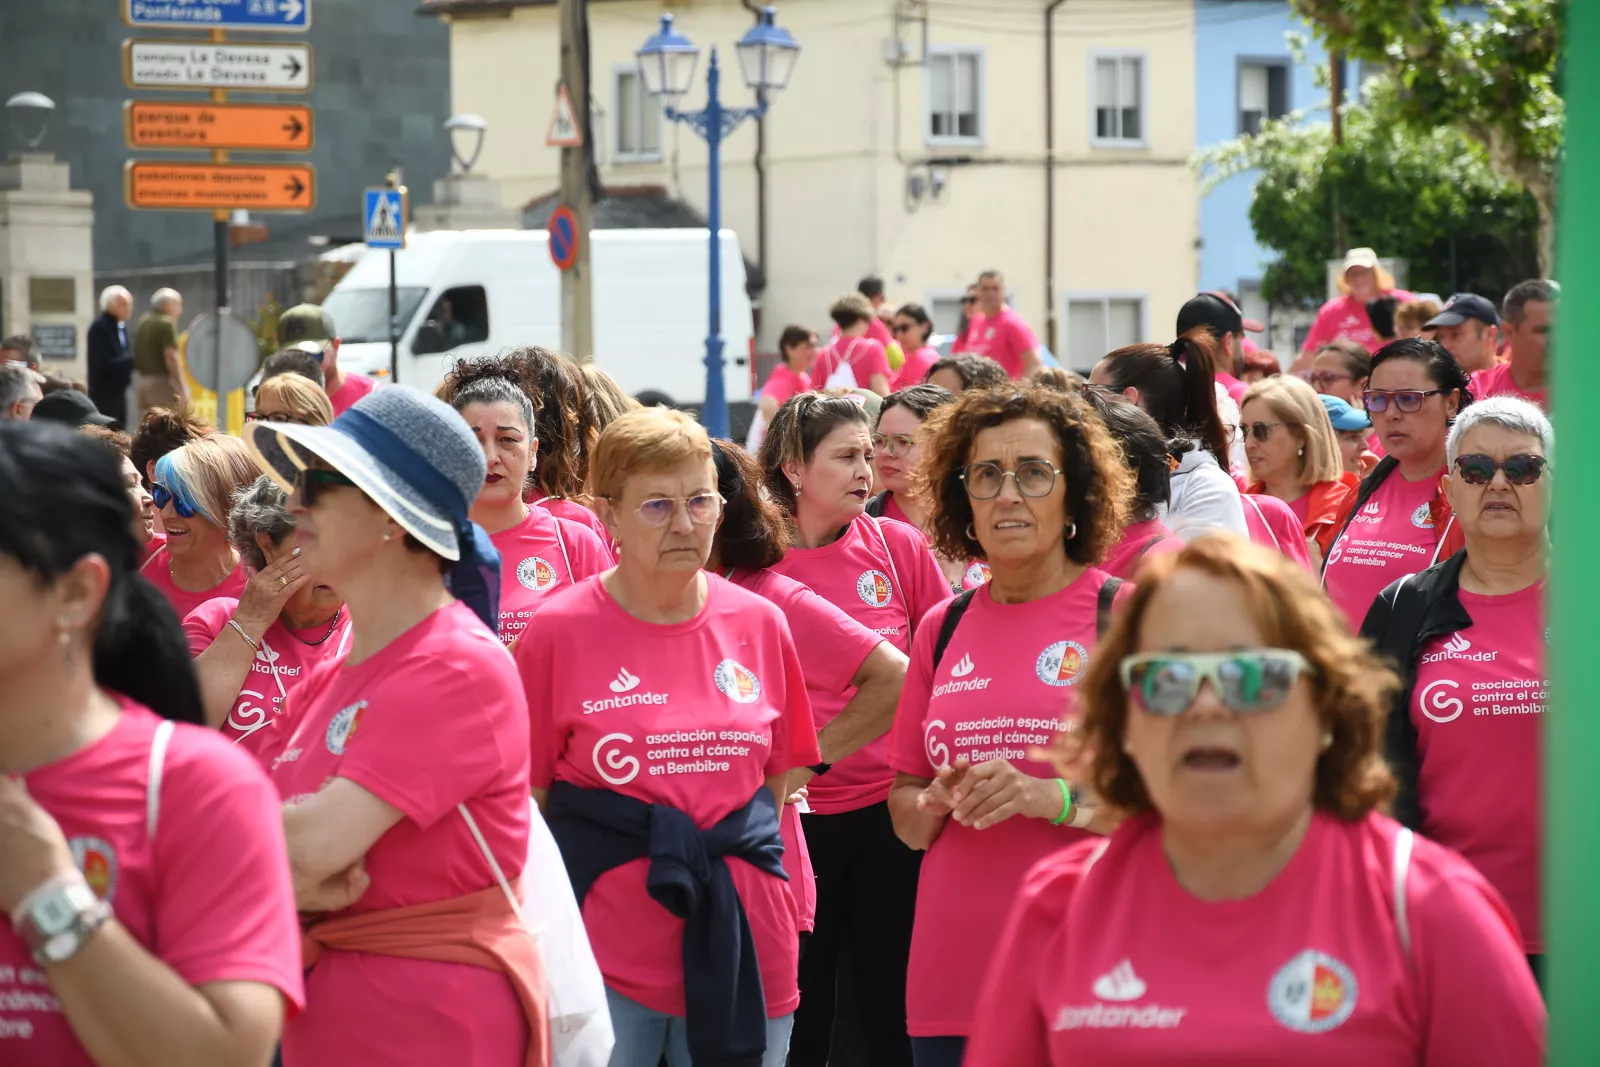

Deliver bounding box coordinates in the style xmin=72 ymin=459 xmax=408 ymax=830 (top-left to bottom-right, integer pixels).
xmin=134 ymin=287 xmax=189 ymax=416
xmin=0 ymin=362 xmax=44 ymax=420
xmin=88 ymin=284 xmax=135 ymax=426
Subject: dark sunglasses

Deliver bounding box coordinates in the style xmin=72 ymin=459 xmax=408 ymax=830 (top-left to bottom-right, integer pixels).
xmin=1364 ymin=389 xmax=1443 ymax=414
xmin=1454 ymin=453 xmax=1547 ymax=486
xmin=245 ymin=410 xmax=312 ymax=425
xmin=961 ymin=296 xmax=977 ymax=305
xmin=151 ymin=483 xmax=196 ymax=518
xmin=1120 ymin=650 xmax=1312 ymax=717
xmin=891 ymin=322 xmax=918 ymax=334
xmin=293 ymin=467 xmax=358 ymax=505
xmin=1243 ymin=421 xmax=1290 ymax=442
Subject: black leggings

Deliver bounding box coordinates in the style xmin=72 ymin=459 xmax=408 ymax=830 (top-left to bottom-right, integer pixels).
xmin=787 ymin=801 xmax=921 ymax=1067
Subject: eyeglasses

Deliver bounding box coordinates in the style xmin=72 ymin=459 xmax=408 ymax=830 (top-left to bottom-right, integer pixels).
xmin=151 ymin=483 xmax=197 ymax=519
xmin=293 ymin=467 xmax=358 ymax=506
xmin=1119 ymin=649 xmax=1313 ymax=717
xmin=1364 ymin=389 xmax=1443 ymax=413
xmin=1453 ymin=453 xmax=1548 ymax=486
xmin=632 ymin=493 xmax=724 ymax=527
xmin=246 ymin=410 xmax=312 ymax=425
xmin=960 ymin=460 xmax=1060 ymax=500
xmin=872 ymin=432 xmax=916 ymax=458
xmin=1243 ymin=421 xmax=1292 ymax=442
xmin=891 ymin=322 xmax=918 ymax=335
xmin=961 ymin=296 xmax=977 ymax=305
xmin=1308 ymin=371 xmax=1353 ymax=389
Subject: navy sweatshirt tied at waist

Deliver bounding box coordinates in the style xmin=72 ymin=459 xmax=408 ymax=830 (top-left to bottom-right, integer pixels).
xmin=545 ymin=779 xmax=788 ymax=1067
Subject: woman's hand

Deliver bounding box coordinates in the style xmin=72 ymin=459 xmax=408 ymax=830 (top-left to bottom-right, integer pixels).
xmin=916 ymin=758 xmax=970 ymax=816
xmin=0 ymin=776 xmax=82 ymax=915
xmin=297 ymin=861 xmax=371 ymax=916
xmin=948 ymin=759 xmax=1060 ymax=831
xmin=234 ymin=547 xmax=309 ymax=633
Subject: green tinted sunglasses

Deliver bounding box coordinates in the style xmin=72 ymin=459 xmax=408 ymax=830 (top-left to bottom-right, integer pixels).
xmin=1119 ymin=649 xmax=1312 ymax=717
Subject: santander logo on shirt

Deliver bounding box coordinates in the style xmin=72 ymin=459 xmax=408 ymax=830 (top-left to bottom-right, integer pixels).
xmin=933 ymin=653 xmax=991 ymax=698
xmin=1421 ymin=631 xmax=1498 ymax=665
xmin=1052 ymin=959 xmax=1187 ymax=1032
xmin=583 ymin=667 xmax=667 ymax=714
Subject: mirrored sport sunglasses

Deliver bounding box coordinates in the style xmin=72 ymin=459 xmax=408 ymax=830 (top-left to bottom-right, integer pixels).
xmin=1454 ymin=453 xmax=1547 ymax=486
xmin=292 ymin=467 xmax=358 ymax=506
xmin=150 ymin=483 xmax=196 ymax=519
xmin=1119 ymin=649 xmax=1313 ymax=717
xmin=1363 ymin=389 xmax=1442 ymax=414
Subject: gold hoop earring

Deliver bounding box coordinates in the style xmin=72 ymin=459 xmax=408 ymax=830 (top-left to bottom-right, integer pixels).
xmin=965 ymin=523 xmax=977 ymax=541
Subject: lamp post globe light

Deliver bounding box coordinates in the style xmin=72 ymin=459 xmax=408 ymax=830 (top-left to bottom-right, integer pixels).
xmin=637 ymin=8 xmax=799 ymax=440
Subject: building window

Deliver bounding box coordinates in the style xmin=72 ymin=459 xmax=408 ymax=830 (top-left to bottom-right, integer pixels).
xmin=614 ymin=67 xmax=662 ymax=161
xmin=1091 ymin=52 xmax=1144 ymax=146
xmin=1238 ymin=60 xmax=1289 ymax=135
xmin=926 ymin=47 xmax=984 ymax=145
xmin=1064 ymin=294 xmax=1144 ymax=371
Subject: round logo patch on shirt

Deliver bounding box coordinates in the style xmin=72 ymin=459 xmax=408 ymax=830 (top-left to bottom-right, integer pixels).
xmin=1418 ymin=679 xmax=1465 ymax=723
xmin=68 ymin=836 xmax=118 ymax=903
xmin=1268 ymin=950 xmax=1358 ymax=1034
xmin=593 ymin=732 xmax=640 ymax=786
xmin=714 ymin=659 xmax=763 ymax=704
xmin=964 ymin=560 xmax=992 ymax=587
xmin=1036 ymin=640 xmax=1089 ymax=687
xmin=516 ymin=555 xmax=558 ymax=591
xmin=856 ymin=569 xmax=894 ymax=608
xmin=1410 ymin=502 xmax=1435 ymax=529
xmin=325 ymin=700 xmax=368 ymax=756
xmin=924 ymin=718 xmax=949 ymax=768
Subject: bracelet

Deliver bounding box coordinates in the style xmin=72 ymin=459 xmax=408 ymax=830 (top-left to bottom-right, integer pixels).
xmin=228 ymin=619 xmax=261 ymax=652
xmin=1050 ymin=778 xmax=1073 ymax=825
xmin=1069 ymin=802 xmax=1095 ymax=830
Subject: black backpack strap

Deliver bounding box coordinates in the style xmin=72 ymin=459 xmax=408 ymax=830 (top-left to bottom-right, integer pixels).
xmin=1096 ymin=577 xmax=1124 ymax=639
xmin=932 ymin=588 xmax=979 ymax=672
xmin=864 ymin=491 xmax=889 ymax=519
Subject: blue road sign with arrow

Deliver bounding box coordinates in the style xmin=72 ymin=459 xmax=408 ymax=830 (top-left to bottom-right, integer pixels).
xmin=124 ymin=0 xmax=311 ymax=32
xmin=364 ymin=188 xmax=407 ymax=250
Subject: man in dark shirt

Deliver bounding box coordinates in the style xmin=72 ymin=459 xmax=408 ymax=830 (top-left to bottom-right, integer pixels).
xmin=87 ymin=284 xmax=134 ymax=427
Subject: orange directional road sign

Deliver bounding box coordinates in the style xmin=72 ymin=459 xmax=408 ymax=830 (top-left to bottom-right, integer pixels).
xmin=124 ymin=101 xmax=314 ymax=151
xmin=126 ymin=162 xmax=316 ymax=212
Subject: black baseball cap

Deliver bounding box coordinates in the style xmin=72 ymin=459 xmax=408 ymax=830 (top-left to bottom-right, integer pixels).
xmin=33 ymin=389 xmax=115 ymax=428
xmin=1425 ymin=293 xmax=1500 ymax=329
xmin=1177 ymin=292 xmax=1265 ymax=338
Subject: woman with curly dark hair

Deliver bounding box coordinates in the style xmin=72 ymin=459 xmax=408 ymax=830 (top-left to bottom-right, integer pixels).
xmin=885 ymin=385 xmax=1133 ymax=1067
xmin=964 ymin=535 xmax=1544 ymax=1066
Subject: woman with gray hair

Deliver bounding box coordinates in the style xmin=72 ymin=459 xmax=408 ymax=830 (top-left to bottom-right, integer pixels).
xmin=181 ymin=475 xmax=351 ymax=762
xmin=1360 ymin=395 xmax=1552 ymax=980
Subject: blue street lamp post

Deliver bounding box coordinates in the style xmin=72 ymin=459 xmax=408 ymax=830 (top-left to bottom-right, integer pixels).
xmin=638 ymin=9 xmax=800 ymax=439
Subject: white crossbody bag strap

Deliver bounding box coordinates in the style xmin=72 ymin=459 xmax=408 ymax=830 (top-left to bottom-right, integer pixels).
xmin=146 ymin=719 xmax=176 ymax=838
xmin=458 ymin=802 xmax=538 ymax=932
xmin=1393 ymin=826 xmax=1416 ymax=962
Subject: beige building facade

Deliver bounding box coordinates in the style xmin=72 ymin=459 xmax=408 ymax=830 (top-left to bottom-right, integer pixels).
xmin=429 ymin=0 xmax=1198 ymax=369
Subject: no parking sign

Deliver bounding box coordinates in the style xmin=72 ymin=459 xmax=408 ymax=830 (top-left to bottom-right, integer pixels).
xmin=548 ymin=204 xmax=579 ymax=272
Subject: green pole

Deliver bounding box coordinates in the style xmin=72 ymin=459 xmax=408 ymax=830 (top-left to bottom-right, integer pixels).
xmin=1549 ymin=1 xmax=1597 ymax=1059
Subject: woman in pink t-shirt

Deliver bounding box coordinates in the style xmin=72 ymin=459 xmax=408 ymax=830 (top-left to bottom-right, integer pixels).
xmin=868 ymin=383 xmax=977 ymax=590
xmin=759 ymin=325 xmax=818 ymax=423
xmin=142 ymin=434 xmax=257 ymax=618
xmin=1360 ymin=397 xmax=1551 ymax=977
xmin=758 ymin=392 xmax=949 ymax=1067
xmin=242 ymin=386 xmax=548 ymax=1067
xmin=1295 ymin=247 xmax=1416 ymax=372
xmin=889 ymin=304 xmax=941 ymax=390
xmin=965 ymin=536 xmax=1545 ymax=1067
xmin=885 ymin=384 xmax=1133 ymax=1067
xmin=81 ymin=425 xmax=162 ymax=560
xmin=1240 ymin=376 xmax=1359 ymax=569
xmin=184 ymin=475 xmax=352 ymax=761
xmin=440 ymin=365 xmax=612 ymax=645
xmin=1080 ymin=391 xmax=1184 ymax=579
xmin=813 ymin=293 xmax=893 ymax=396
xmin=0 ymin=421 xmax=304 ymax=1067
xmin=516 ymin=408 xmax=818 ymax=1067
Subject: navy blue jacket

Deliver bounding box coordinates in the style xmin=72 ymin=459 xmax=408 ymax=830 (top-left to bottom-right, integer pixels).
xmin=546 ymin=780 xmax=787 ymax=1067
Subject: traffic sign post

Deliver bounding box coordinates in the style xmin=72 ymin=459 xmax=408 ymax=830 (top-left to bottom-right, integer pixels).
xmin=548 ymin=204 xmax=580 ymax=272
xmin=124 ymin=101 xmax=313 ymax=151
xmin=124 ymin=40 xmax=312 ymax=92
xmin=184 ymin=311 xmax=262 ymax=394
xmin=546 ymin=84 xmax=583 ymax=148
xmin=365 ymin=180 xmax=409 ymax=383
xmin=126 ymin=161 xmax=316 ymax=211
xmin=123 ymin=0 xmax=310 ymax=32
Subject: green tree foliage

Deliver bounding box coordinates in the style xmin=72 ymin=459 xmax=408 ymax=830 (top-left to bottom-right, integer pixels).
xmin=1198 ymin=93 xmax=1540 ymax=307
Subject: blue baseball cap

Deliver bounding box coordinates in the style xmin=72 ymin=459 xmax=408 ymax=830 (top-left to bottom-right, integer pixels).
xmin=1320 ymin=393 xmax=1372 ymax=433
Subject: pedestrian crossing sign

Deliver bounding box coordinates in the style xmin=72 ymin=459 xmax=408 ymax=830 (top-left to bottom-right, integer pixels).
xmin=363 ymin=187 xmax=407 ymax=250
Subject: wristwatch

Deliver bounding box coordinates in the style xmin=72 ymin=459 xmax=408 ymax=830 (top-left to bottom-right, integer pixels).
xmin=17 ymin=879 xmax=112 ymax=965
xmin=808 ymin=762 xmax=832 ymax=777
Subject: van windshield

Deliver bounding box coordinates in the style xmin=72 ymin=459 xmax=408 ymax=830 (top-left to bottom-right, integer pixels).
xmin=321 ymin=287 xmax=429 ymax=344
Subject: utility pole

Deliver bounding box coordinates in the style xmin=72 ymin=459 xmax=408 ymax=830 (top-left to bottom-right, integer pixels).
xmin=558 ymin=0 xmax=595 ymax=362
xmin=1329 ymin=50 xmax=1346 ymax=256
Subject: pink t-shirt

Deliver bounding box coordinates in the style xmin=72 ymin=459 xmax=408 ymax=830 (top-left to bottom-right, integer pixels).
xmin=1100 ymin=518 xmax=1184 ymax=579
xmin=489 ymin=506 xmax=612 ymax=646
xmin=1411 ymin=580 xmax=1546 ymax=952
xmin=769 ymin=515 xmax=950 ymax=813
xmin=956 ymin=307 xmax=1039 ymax=378
xmin=1470 ymin=361 xmax=1547 ymax=411
xmin=1323 ymin=470 xmax=1443 ymax=626
xmin=182 ymin=596 xmax=354 ymax=761
xmin=727 ymin=566 xmax=886 ymax=932
xmin=2 ymin=702 xmax=304 ymax=1067
xmin=1302 ymin=290 xmax=1417 ymax=354
xmin=894 ymin=345 xmax=941 ymax=390
xmin=328 ymin=372 xmax=378 ymax=416
xmin=761 ymin=363 xmax=812 ymax=407
xmin=1286 ymin=493 xmax=1310 ymax=525
xmin=515 ymin=574 xmax=819 ymax=1017
xmin=139 ymin=530 xmax=167 ymax=565
xmin=533 ymin=496 xmax=616 ymax=560
xmin=1240 ymin=493 xmax=1314 ymax=571
xmin=1216 ymin=371 xmax=1249 ymax=404
xmin=138 ymin=545 xmax=248 ymax=620
xmin=271 ymin=601 xmax=533 ymax=1067
xmin=887 ymin=574 xmax=1113 ymax=1036
xmin=964 ymin=810 xmax=1545 ymax=1067
xmin=813 ymin=336 xmax=892 ymax=392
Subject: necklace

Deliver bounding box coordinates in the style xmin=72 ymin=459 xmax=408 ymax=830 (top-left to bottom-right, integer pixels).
xmin=287 ymin=607 xmax=345 ymax=646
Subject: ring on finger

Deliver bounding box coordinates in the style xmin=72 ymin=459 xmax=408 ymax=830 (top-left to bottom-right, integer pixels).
xmin=279 ymin=575 xmax=288 ymax=587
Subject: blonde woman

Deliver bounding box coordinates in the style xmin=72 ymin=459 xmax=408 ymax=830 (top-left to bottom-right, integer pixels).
xmin=580 ymin=363 xmax=641 ymax=432
xmin=143 ymin=434 xmax=261 ymax=617
xmin=1239 ymin=375 xmax=1358 ymax=568
xmin=250 ymin=372 xmax=334 ymax=427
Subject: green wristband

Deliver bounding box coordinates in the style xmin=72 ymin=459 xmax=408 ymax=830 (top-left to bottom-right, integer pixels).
xmin=1050 ymin=778 xmax=1073 ymax=825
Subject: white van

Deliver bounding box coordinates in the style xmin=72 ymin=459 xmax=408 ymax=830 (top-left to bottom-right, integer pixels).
xmin=320 ymin=228 xmax=756 ymax=406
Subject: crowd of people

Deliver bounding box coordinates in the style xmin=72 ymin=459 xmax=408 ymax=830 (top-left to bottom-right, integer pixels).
xmin=0 ymin=254 xmax=1555 ymax=1067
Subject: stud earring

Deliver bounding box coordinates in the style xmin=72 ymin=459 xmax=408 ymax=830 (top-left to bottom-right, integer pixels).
xmin=1320 ymin=731 xmax=1333 ymax=751
xmin=58 ymin=620 xmax=72 ymax=647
